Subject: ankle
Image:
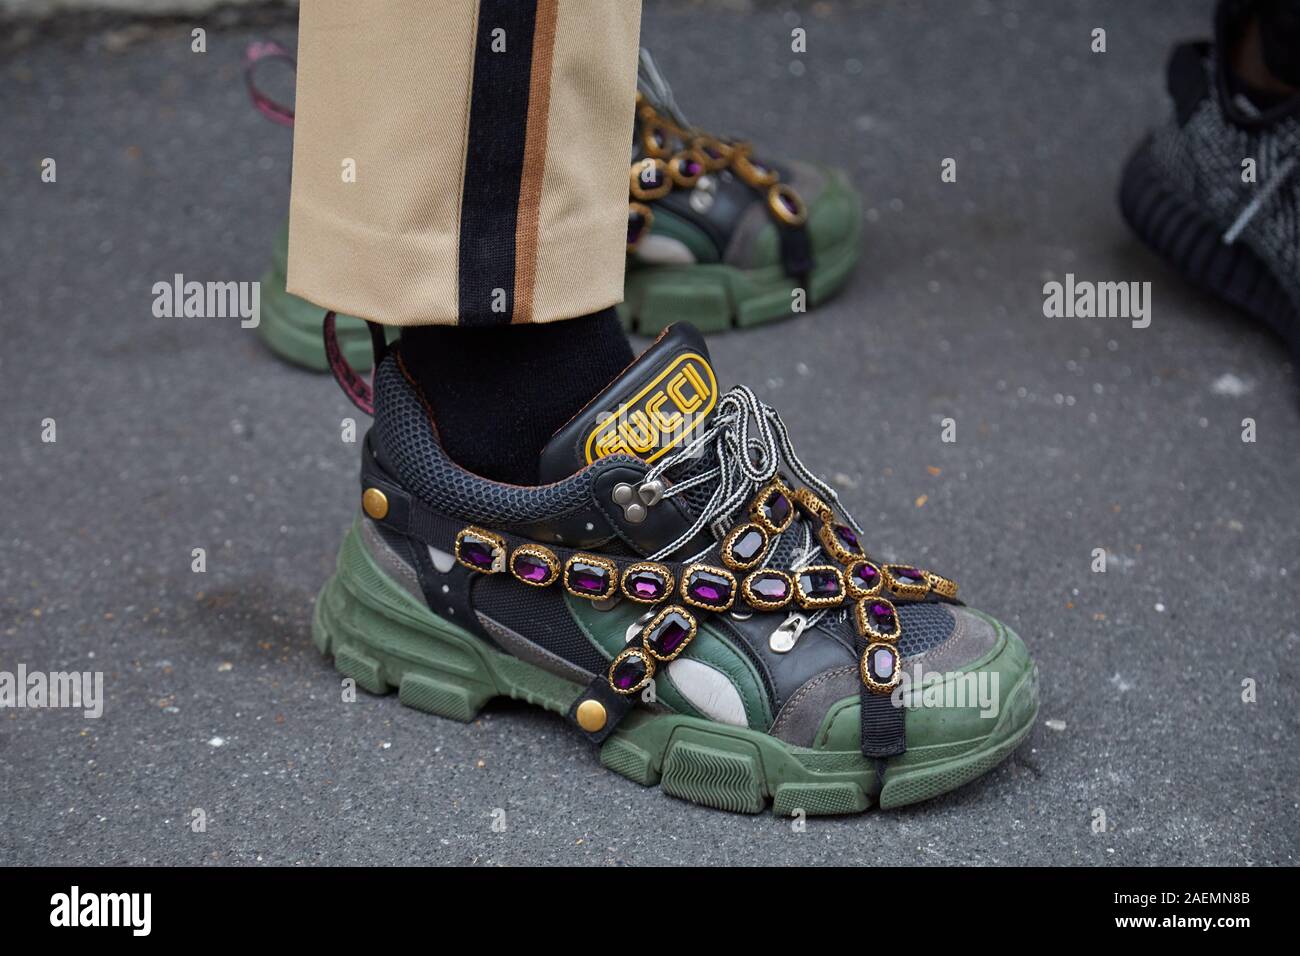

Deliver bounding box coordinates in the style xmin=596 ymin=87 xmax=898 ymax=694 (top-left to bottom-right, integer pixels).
xmin=399 ymin=309 xmax=634 ymax=485
xmin=1231 ymin=16 xmax=1300 ymax=100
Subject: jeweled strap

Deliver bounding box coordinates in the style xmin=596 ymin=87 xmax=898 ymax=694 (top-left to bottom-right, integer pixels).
xmin=243 ymin=39 xmax=296 ymax=128
xmin=858 ymin=637 xmax=906 ymax=759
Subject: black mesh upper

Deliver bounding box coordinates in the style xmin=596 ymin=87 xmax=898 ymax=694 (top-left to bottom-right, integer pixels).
xmin=819 ymin=602 xmax=955 ymax=658
xmin=372 ymin=354 xmax=644 ymax=528
xmin=471 ymin=574 xmax=607 ymax=674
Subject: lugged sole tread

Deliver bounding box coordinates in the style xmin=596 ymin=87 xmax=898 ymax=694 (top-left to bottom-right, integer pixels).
xmin=660 ymin=740 xmax=766 ymax=814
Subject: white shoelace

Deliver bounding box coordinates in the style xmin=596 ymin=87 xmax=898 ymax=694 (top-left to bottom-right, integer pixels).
xmin=643 ymin=385 xmax=865 ymax=569
xmin=637 ymin=48 xmax=689 ymax=128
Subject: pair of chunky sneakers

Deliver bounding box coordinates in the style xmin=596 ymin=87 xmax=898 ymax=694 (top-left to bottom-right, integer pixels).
xmin=316 ymin=320 xmax=1040 ymax=815
xmin=246 ymin=44 xmax=863 ymax=371
xmin=1121 ymin=10 xmax=1300 ymax=362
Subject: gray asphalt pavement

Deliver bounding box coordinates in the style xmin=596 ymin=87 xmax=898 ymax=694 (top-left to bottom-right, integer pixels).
xmin=2 ymin=0 xmax=1297 ymax=866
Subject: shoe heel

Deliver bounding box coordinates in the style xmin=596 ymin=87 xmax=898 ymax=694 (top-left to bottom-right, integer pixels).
xmin=312 ymin=519 xmax=498 ymax=722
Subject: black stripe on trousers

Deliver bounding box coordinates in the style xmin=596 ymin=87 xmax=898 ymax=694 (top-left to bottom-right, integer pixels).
xmin=457 ymin=0 xmax=539 ymax=326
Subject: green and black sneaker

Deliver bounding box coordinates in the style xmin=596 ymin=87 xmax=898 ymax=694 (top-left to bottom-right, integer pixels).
xmin=622 ymin=50 xmax=862 ymax=334
xmin=245 ymin=44 xmax=863 ymax=370
xmin=315 ymin=321 xmax=1038 ymax=815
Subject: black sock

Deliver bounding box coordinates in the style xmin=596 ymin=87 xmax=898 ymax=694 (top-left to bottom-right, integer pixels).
xmin=399 ymin=308 xmax=634 ymax=485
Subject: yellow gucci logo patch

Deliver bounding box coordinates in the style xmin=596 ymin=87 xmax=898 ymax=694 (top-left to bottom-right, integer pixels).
xmin=584 ymin=353 xmax=718 ymax=465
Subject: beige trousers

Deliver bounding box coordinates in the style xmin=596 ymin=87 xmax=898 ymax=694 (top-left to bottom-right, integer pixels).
xmin=287 ymin=0 xmax=642 ymax=327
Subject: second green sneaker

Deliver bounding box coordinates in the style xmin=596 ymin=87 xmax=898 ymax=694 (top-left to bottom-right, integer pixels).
xmin=622 ymin=51 xmax=863 ymax=334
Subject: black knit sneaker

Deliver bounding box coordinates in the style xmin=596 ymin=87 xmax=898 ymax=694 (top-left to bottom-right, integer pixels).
xmin=315 ymin=320 xmax=1039 ymax=815
xmin=1119 ymin=7 xmax=1300 ymax=361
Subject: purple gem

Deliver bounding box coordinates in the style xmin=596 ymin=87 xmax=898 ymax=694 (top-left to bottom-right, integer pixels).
xmin=569 ymin=561 xmax=611 ymax=595
xmin=833 ymin=524 xmax=861 ymax=553
xmin=685 ymin=568 xmax=733 ymax=607
xmin=645 ymin=610 xmax=693 ymax=657
xmin=728 ymin=526 xmax=766 ymax=564
xmin=851 ymin=562 xmax=880 ymax=590
xmin=892 ymin=567 xmax=926 ymax=587
xmin=611 ymin=652 xmax=649 ymax=691
xmin=870 ymin=646 xmax=896 ymax=682
xmin=764 ymin=491 xmax=791 ymax=527
xmin=798 ymin=568 xmax=842 ymax=599
xmin=512 ymin=552 xmax=550 ymax=583
xmin=748 ymin=572 xmax=790 ymax=603
xmin=625 ymin=569 xmax=667 ymax=601
xmin=868 ymin=601 xmax=897 ymax=631
xmin=460 ymin=537 xmax=497 ymax=570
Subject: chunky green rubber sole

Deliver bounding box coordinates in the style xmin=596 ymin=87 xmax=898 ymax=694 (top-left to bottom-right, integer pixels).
xmin=312 ymin=519 xmax=1039 ymax=816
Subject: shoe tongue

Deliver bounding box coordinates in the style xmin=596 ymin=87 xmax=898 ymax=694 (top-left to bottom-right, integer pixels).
xmin=538 ymin=323 xmax=720 ymax=483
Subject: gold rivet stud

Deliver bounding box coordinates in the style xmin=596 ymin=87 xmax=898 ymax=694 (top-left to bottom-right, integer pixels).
xmin=362 ymin=488 xmax=389 ymax=520
xmin=575 ymin=699 xmax=607 ymax=733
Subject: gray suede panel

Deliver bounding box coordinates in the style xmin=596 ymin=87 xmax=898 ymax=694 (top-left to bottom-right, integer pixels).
xmin=767 ymin=606 xmax=1002 ymax=747
xmin=768 ymin=664 xmax=858 ymax=747
xmin=359 ymin=515 xmax=427 ymax=606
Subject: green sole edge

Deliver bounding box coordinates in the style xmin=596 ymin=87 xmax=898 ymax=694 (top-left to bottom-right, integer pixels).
xmin=617 ymin=195 xmax=864 ymax=336
xmin=312 ymin=518 xmax=1037 ymax=817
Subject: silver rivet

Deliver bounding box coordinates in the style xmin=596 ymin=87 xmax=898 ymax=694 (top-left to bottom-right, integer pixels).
xmin=625 ymin=503 xmax=647 ymax=524
xmin=612 ymin=483 xmax=635 ymax=506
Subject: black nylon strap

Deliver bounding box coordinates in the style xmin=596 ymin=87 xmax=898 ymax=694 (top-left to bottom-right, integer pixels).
xmin=360 ymin=449 xmax=719 ymax=583
xmin=779 ymin=223 xmax=813 ymax=285
xmin=566 ymin=674 xmax=637 ymax=744
xmin=856 ymin=637 xmax=906 ymax=758
xmin=860 ymin=691 xmax=906 ymax=757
